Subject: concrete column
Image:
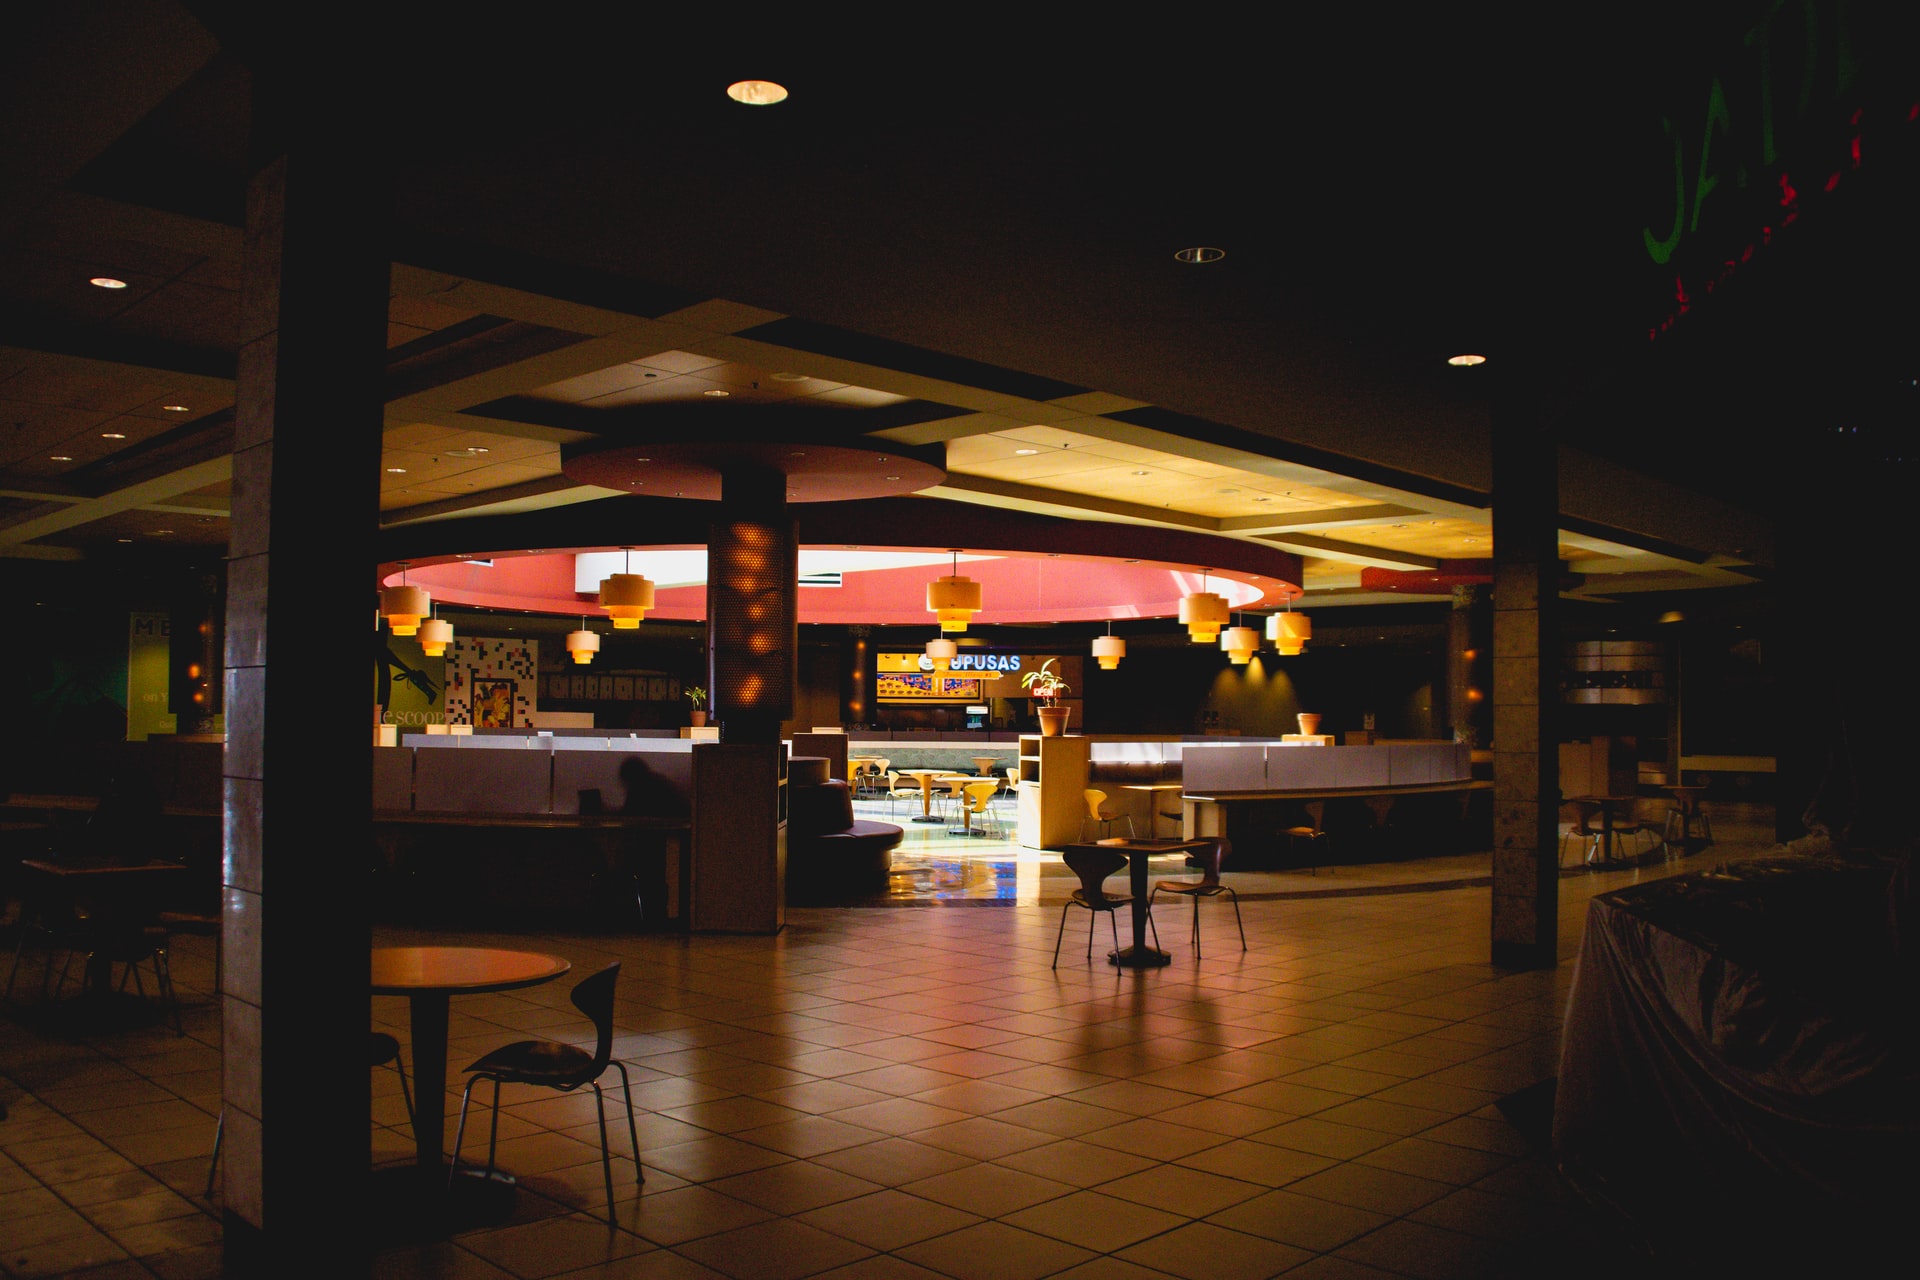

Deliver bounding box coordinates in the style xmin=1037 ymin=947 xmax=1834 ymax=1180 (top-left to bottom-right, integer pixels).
xmin=220 ymin=80 xmax=387 ymax=1270
xmin=1446 ymin=584 xmax=1477 ymax=745
xmin=706 ymin=466 xmax=798 ymax=745
xmin=1489 ymin=380 xmax=1559 ymax=970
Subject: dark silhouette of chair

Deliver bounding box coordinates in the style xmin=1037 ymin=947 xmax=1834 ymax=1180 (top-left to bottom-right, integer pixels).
xmin=1149 ymin=837 xmax=1245 ymax=957
xmin=1082 ymin=789 xmax=1135 ymax=841
xmin=450 ymin=962 xmax=641 ymax=1225
xmin=1053 ymin=847 xmax=1155 ymax=968
xmin=206 ymin=1032 xmax=415 ymax=1198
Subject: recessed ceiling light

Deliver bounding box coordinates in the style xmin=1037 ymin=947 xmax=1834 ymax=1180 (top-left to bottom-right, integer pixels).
xmin=726 ymin=80 xmax=789 ymax=106
xmin=1132 ymin=470 xmax=1150 ymax=476
xmin=386 ymin=467 xmax=408 ymax=474
xmin=1448 ymin=354 xmax=1487 ymax=367
xmin=1174 ymin=247 xmax=1225 ymax=264
xmin=703 ymin=389 xmax=730 ymax=397
xmin=1013 ymin=448 xmax=1039 ymax=456
xmin=152 ymin=528 xmax=173 ymax=535
xmin=89 ymin=277 xmax=128 ymax=289
xmin=1463 ymin=536 xmax=1480 ymax=543
xmin=770 ymin=371 xmax=809 ymax=382
xmin=885 ymin=475 xmax=900 ymax=481
xmin=788 ymin=451 xmax=806 ymax=458
xmin=162 ymin=404 xmax=190 ymax=412
xmin=49 ymin=455 xmax=73 ymax=462
xmin=101 ymin=432 xmax=126 ymax=439
xmin=1252 ymin=496 xmax=1271 ymax=502
xmin=117 ymin=538 xmax=133 ymax=543
xmin=634 ymin=457 xmax=650 ymax=463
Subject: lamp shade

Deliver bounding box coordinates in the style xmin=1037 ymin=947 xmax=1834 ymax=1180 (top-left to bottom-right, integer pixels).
xmin=1267 ymin=610 xmax=1311 ymax=655
xmin=381 ymin=583 xmax=431 ymax=636
xmin=598 ymin=572 xmax=655 ymax=629
xmin=925 ymin=637 xmax=957 ymax=671
xmin=1178 ymin=590 xmax=1229 ymax=643
xmin=565 ymin=628 xmax=600 ymax=665
xmin=926 ymin=573 xmax=982 ymax=632
xmin=416 ymin=617 xmax=453 ymax=657
xmin=1221 ymin=625 xmax=1260 ymax=665
xmin=1091 ymin=634 xmax=1126 ymax=670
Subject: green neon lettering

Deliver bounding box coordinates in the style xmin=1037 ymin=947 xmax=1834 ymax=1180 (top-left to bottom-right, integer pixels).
xmin=1690 ymin=78 xmax=1732 ymax=234
xmin=1644 ymin=116 xmax=1685 ymax=264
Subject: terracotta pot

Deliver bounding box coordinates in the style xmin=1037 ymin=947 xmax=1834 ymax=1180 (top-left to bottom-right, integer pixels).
xmin=689 ymin=710 xmax=708 ymax=727
xmin=1036 ymin=705 xmax=1071 ymax=737
xmin=1296 ymin=713 xmax=1322 ymax=736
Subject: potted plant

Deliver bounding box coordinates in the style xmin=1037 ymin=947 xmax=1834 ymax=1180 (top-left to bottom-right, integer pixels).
xmin=1021 ymin=659 xmax=1073 ymax=736
xmin=685 ymin=685 xmax=709 ymax=727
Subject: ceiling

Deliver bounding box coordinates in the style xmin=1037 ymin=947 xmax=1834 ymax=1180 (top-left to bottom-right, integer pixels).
xmin=5 ymin=4 xmax=1911 ymax=618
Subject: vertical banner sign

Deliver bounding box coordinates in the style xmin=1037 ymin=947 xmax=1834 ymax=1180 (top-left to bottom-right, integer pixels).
xmin=127 ymin=612 xmax=176 ymax=740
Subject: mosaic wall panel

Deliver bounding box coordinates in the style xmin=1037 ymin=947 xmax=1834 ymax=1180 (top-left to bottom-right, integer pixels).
xmin=445 ymin=637 xmax=540 ymax=727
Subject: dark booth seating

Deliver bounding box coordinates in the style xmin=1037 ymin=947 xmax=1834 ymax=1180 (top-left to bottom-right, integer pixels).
xmin=786 ymin=760 xmax=901 ymax=901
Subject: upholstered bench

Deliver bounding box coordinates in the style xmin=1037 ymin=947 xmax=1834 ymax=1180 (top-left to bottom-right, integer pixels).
xmin=787 ymin=766 xmax=901 ymax=901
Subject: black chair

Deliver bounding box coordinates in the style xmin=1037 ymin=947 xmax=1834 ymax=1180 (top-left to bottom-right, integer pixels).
xmin=1053 ymin=847 xmax=1156 ymax=968
xmin=1148 ymin=837 xmax=1245 ymax=957
xmin=450 ymin=962 xmax=641 ymax=1225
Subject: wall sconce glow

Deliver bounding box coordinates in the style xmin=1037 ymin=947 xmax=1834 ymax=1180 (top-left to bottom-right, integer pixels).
xmin=417 ymin=615 xmax=453 ymax=658
xmin=1179 ymin=571 xmax=1229 ymax=643
xmin=598 ymin=547 xmax=655 ymax=629
xmin=926 ymin=550 xmax=981 ymax=633
xmin=1447 ymin=353 xmax=1487 ymax=366
xmin=925 ymin=636 xmax=957 ymax=671
xmin=89 ymin=277 xmax=128 ymax=289
xmin=381 ymin=562 xmax=430 ymax=637
xmin=726 ymin=80 xmax=789 ymax=105
xmin=566 ymin=620 xmax=600 ymax=665
xmin=1174 ymin=247 xmax=1225 ymax=264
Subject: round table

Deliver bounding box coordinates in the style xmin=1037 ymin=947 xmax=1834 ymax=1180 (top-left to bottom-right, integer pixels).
xmin=899 ymin=770 xmax=966 ymax=823
xmin=372 ymin=946 xmax=572 ymax=1209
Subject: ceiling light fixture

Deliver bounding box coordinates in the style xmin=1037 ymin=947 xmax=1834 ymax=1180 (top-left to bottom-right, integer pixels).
xmin=385 ymin=467 xmax=407 ymax=474
xmin=49 ymin=455 xmax=73 ymax=462
xmin=1447 ymin=353 xmax=1487 ymax=367
xmin=770 ymin=371 xmax=809 ymax=382
xmin=1092 ymin=622 xmax=1125 ymax=671
xmin=381 ymin=562 xmax=430 ymax=637
xmin=417 ymin=606 xmax=454 ymax=658
xmin=925 ymin=635 xmax=957 ymax=671
xmin=703 ymin=389 xmax=730 ymax=397
xmin=566 ymin=617 xmax=600 ymax=665
xmin=1013 ymin=448 xmax=1039 ymax=456
xmin=598 ymin=546 xmax=655 ymax=629
xmin=161 ymin=404 xmax=190 ymax=412
xmin=726 ymin=80 xmax=789 ymax=105
xmin=1267 ymin=595 xmax=1312 ymax=656
xmin=1174 ymin=247 xmax=1225 ymax=264
xmin=927 ymin=549 xmax=981 ymax=633
xmin=89 ymin=277 xmax=128 ymax=289
xmin=1179 ymin=571 xmax=1229 ymax=644
xmin=101 ymin=432 xmax=126 ymax=440
xmin=1221 ymin=616 xmax=1261 ymax=665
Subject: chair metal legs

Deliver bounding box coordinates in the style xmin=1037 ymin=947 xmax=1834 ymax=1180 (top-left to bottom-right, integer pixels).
xmin=1148 ymin=886 xmax=1245 ymax=959
xmin=1051 ymin=901 xmax=1137 ymax=968
xmin=452 ymin=1069 xmax=642 ymax=1226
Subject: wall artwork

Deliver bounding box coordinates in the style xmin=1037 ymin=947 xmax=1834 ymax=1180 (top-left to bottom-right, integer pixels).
xmin=444 ymin=637 xmax=539 ymax=727
xmin=471 ymin=678 xmax=516 ymax=729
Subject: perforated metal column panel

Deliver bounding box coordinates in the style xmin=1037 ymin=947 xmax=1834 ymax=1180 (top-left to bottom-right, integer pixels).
xmin=708 ymin=466 xmax=797 ymax=744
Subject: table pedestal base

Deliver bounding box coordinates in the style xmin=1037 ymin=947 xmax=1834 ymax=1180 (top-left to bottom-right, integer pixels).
xmin=1108 ymin=945 xmax=1171 ymax=970
xmin=368 ymin=1164 xmax=519 ymax=1242
xmin=910 ymin=815 xmax=944 ymax=824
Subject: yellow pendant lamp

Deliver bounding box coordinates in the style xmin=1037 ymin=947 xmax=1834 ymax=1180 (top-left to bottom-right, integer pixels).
xmin=925 ymin=636 xmax=957 ymax=671
xmin=1267 ymin=599 xmax=1312 ymax=655
xmin=1221 ymin=618 xmax=1260 ymax=665
xmin=417 ymin=609 xmax=453 ymax=657
xmin=566 ymin=618 xmax=600 ymax=665
xmin=1179 ymin=570 xmax=1229 ymax=643
xmin=381 ymin=562 xmax=431 ymax=637
xmin=598 ymin=546 xmax=655 ymax=629
xmin=926 ymin=549 xmax=982 ymax=633
xmin=1091 ymin=623 xmax=1125 ymax=670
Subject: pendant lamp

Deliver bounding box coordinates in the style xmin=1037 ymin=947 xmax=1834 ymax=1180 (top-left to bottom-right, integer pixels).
xmin=1179 ymin=571 xmax=1229 ymax=643
xmin=925 ymin=636 xmax=957 ymax=671
xmin=417 ymin=608 xmax=453 ymax=658
xmin=566 ymin=618 xmax=600 ymax=665
xmin=381 ymin=562 xmax=431 ymax=637
xmin=598 ymin=547 xmax=655 ymax=629
xmin=1221 ymin=618 xmax=1260 ymax=665
xmin=926 ymin=549 xmax=982 ymax=633
xmin=1092 ymin=623 xmax=1125 ymax=670
xmin=1267 ymin=600 xmax=1312 ymax=655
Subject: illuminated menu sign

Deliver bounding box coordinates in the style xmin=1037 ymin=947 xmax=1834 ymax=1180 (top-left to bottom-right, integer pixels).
xmin=876 ymin=652 xmax=1028 ymax=702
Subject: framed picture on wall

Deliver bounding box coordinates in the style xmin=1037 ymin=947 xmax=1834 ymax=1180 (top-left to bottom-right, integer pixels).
xmin=667 ymin=677 xmax=681 ymax=702
xmin=548 ymin=674 xmax=570 ymax=700
xmin=613 ymin=676 xmax=634 ymax=700
xmin=647 ymin=676 xmax=668 ymax=702
xmin=570 ymin=675 xmax=586 ymax=700
xmin=585 ymin=675 xmax=602 ymax=700
xmin=472 ymin=678 xmax=515 ymax=729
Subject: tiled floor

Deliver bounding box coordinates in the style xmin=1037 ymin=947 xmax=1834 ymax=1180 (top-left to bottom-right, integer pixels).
xmin=2 ymin=806 xmax=1777 ymax=1279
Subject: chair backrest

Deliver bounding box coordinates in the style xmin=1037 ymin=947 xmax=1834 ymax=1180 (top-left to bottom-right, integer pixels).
xmin=1084 ymin=789 xmax=1108 ymax=821
xmin=888 ymin=771 xmax=918 ymax=797
xmin=1188 ymin=837 xmax=1229 ymax=884
xmin=1063 ymin=846 xmax=1127 ymax=906
xmin=569 ymin=962 xmax=621 ymax=1077
xmin=872 ymin=757 xmax=890 ymax=774
xmin=966 ymin=780 xmax=998 ymax=812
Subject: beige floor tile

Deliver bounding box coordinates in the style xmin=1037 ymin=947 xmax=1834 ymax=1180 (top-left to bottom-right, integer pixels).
xmin=1 ymin=1225 xmax=129 ymax=1279
xmin=1098 ymin=1164 xmax=1266 ymax=1217
xmin=616 ymin=1185 xmax=773 ymax=1247
xmin=1334 ymin=1220 xmax=1504 ymax=1280
xmin=672 ymin=1218 xmax=873 ymax=1280
xmin=809 ymin=1138 xmax=975 ymax=1186
xmin=640 ymin=1135 xmax=794 ymax=1184
xmin=1117 ymin=1221 xmax=1312 ymax=1280
xmin=901 ymin=1163 xmax=1076 ymax=1217
xmin=1206 ymin=1186 xmax=1392 ymax=1252
xmin=1285 ymin=1163 xmax=1455 ymax=1217
xmin=705 ymin=1162 xmax=882 ymax=1215
xmin=895 ymin=1220 xmax=1097 ymax=1280
xmin=806 ymin=1255 xmax=955 ymax=1280
xmin=1250 ymin=1117 xmax=1398 ymax=1161
xmin=1003 ymin=1188 xmax=1189 ymax=1251
xmin=826 ymin=1098 xmax=973 ymax=1137
xmin=1352 ymin=1136 xmax=1512 ymax=1185
xmin=1173 ymin=1138 xmax=1337 ymax=1188
xmin=1074 ymin=1118 xmax=1223 ymax=1162
xmin=913 ymin=1116 xmax=1058 ymax=1161
xmin=794 ymin=1188 xmax=983 ymax=1251
xmin=458 ymin=1212 xmax=655 ymax=1279
xmin=990 ymin=1137 xmax=1156 ymax=1189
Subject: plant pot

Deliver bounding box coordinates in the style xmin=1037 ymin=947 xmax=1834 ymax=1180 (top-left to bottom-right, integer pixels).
xmin=689 ymin=710 xmax=708 ymax=727
xmin=1036 ymin=705 xmax=1071 ymax=737
xmin=1296 ymin=713 xmax=1322 ymax=736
